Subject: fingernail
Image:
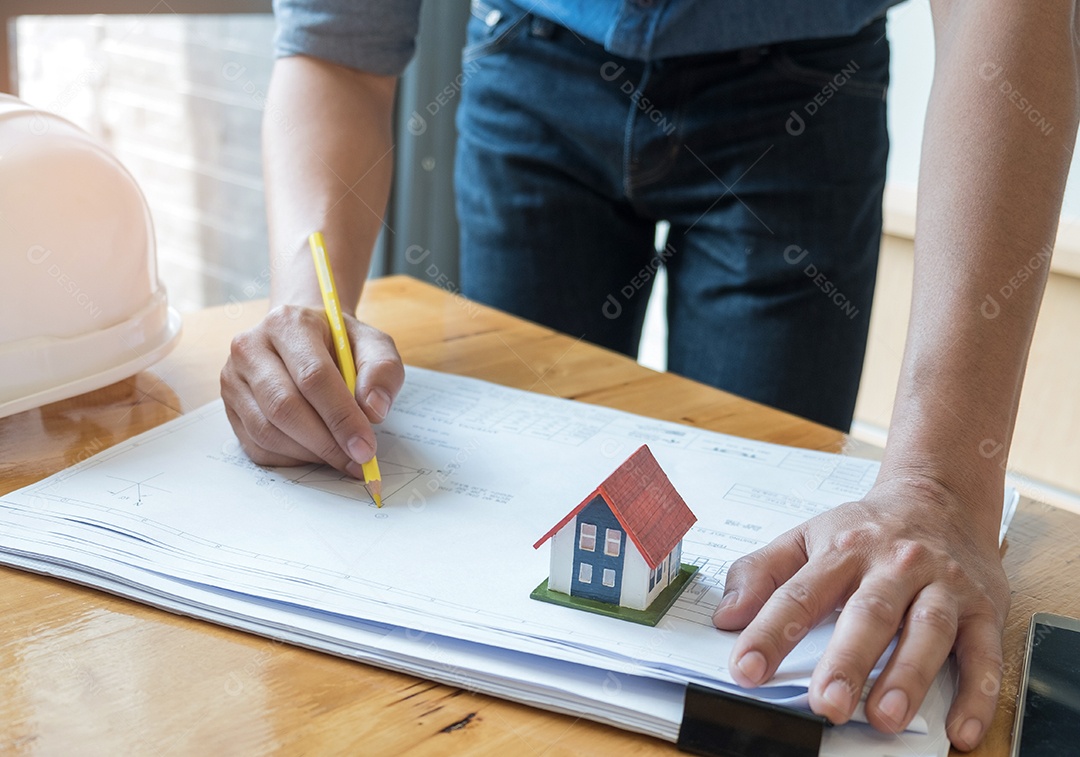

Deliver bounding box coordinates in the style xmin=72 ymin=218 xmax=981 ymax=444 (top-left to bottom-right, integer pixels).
xmin=347 ymin=436 xmax=373 ymax=464
xmin=365 ymin=389 xmax=391 ymax=421
xmin=824 ymin=679 xmax=854 ymax=717
xmin=958 ymin=717 xmax=983 ymax=748
xmin=716 ymin=591 xmax=739 ymax=613
xmin=735 ymin=650 xmax=767 ymax=685
xmin=346 ymin=462 xmax=365 ymax=480
xmin=879 ymin=689 xmax=908 ymax=726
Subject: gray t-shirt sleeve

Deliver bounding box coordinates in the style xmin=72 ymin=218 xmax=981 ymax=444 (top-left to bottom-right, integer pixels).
xmin=273 ymin=0 xmax=424 ymax=76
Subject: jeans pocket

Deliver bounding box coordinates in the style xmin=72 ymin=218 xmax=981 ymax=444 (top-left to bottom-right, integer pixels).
xmin=462 ymin=0 xmax=530 ymax=63
xmin=771 ymin=18 xmax=889 ymax=100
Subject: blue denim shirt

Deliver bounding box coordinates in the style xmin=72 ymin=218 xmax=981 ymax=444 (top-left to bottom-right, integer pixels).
xmin=274 ymin=0 xmax=901 ymax=76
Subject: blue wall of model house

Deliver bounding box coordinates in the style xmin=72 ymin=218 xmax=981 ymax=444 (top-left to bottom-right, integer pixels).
xmin=570 ymin=496 xmax=625 ymax=603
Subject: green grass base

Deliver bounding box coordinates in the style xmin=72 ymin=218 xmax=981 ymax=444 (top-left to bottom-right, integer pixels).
xmin=530 ymin=563 xmax=699 ymax=626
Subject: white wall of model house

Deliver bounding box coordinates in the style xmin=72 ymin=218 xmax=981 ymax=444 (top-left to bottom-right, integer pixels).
xmin=548 ymin=520 xmax=575 ymax=594
xmin=619 ymin=541 xmax=659 ymax=610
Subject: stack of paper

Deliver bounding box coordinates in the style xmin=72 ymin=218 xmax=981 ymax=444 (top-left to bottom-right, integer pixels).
xmin=0 ymin=368 xmax=1017 ymax=757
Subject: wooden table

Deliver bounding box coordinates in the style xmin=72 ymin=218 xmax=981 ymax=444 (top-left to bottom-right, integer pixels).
xmin=1 ymin=276 xmax=1077 ymax=756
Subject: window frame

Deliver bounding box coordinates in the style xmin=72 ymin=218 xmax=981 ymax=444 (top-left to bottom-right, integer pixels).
xmin=604 ymin=527 xmax=621 ymax=557
xmin=578 ymin=522 xmax=597 ymax=552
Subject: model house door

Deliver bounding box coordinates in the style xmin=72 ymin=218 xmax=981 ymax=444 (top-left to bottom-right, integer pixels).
xmin=570 ymin=496 xmax=625 ymax=604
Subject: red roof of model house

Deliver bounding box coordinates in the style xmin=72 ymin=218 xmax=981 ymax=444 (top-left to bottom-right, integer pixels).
xmin=533 ymin=445 xmax=697 ymax=569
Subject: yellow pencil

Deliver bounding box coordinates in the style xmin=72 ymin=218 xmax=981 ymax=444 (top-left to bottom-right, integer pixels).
xmin=308 ymin=231 xmax=383 ymax=507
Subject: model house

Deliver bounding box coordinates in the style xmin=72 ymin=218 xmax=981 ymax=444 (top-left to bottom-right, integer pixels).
xmin=532 ymin=445 xmax=698 ymax=621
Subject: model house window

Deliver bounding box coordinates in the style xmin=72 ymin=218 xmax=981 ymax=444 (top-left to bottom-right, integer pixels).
xmin=602 ymin=568 xmax=615 ymax=587
xmin=604 ymin=528 xmax=621 ymax=557
xmin=653 ymin=564 xmax=663 ymax=586
xmin=579 ymin=523 xmax=596 ymax=551
xmin=578 ymin=562 xmax=593 ymax=583
xmin=649 ymin=566 xmax=658 ymax=590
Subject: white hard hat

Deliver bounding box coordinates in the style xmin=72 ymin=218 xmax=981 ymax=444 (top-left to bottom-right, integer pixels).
xmin=0 ymin=94 xmax=181 ymax=418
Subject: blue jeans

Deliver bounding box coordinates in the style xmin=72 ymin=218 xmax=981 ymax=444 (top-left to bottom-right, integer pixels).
xmin=455 ymin=0 xmax=890 ymax=431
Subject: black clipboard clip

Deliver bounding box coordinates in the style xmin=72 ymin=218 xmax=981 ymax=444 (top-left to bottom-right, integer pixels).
xmin=677 ymin=683 xmax=829 ymax=757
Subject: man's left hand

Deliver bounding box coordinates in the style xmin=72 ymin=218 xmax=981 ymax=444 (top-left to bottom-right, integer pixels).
xmin=712 ymin=475 xmax=1009 ymax=751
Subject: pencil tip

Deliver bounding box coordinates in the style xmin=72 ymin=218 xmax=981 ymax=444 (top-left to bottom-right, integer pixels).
xmin=364 ymin=479 xmax=382 ymax=508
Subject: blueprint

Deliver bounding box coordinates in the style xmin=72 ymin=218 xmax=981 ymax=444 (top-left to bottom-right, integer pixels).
xmin=0 ymin=366 xmax=1017 ymax=756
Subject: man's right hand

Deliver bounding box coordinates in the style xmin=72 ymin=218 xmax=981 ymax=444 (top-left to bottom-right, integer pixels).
xmin=222 ymin=55 xmax=400 ymax=476
xmin=220 ymin=304 xmax=405 ymax=478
